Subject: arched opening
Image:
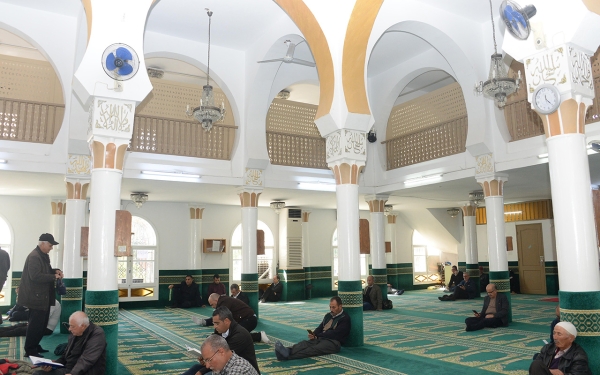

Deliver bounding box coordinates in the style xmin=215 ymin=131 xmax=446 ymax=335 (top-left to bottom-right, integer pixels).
xmin=118 ymin=216 xmax=158 ymax=301
xmin=0 ymin=215 xmax=13 ymax=306
xmin=230 ymin=220 xmax=275 ymax=284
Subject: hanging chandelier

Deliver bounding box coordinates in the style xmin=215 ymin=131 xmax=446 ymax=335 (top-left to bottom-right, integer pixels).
xmin=130 ymin=192 xmax=148 ymax=208
xmin=475 ymin=0 xmax=521 ymax=109
xmin=186 ymin=9 xmax=225 ymax=131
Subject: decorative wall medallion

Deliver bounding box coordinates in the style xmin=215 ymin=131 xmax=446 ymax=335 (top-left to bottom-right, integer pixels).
xmin=526 ymin=48 xmax=565 ymax=90
xmin=94 ymin=99 xmax=133 ymax=132
xmin=568 ymin=46 xmax=593 ymax=90
xmin=326 ymin=131 xmax=341 ymax=159
xmin=67 ymin=154 xmax=91 ymax=175
xmin=475 ymin=154 xmax=494 ymax=175
xmin=244 ymin=168 xmax=263 ymax=186
xmin=344 ymin=130 xmax=366 ymax=156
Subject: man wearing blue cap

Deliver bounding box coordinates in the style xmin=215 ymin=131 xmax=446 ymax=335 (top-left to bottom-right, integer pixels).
xmin=18 ymin=233 xmax=64 ymax=358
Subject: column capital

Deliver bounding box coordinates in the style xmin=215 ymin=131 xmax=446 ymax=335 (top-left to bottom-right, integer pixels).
xmin=189 ymin=206 xmax=205 ymax=219
xmin=476 ymin=173 xmax=508 ymax=198
xmin=65 ymin=178 xmax=90 ymax=200
xmin=237 ymin=187 xmax=262 ymax=208
xmin=387 ymin=214 xmax=397 ymax=224
xmin=51 ymin=200 xmax=66 ymax=215
xmin=302 ymin=211 xmax=311 ymax=222
xmin=364 ymin=195 xmax=389 ymax=213
xmin=461 ymin=201 xmax=477 ymax=217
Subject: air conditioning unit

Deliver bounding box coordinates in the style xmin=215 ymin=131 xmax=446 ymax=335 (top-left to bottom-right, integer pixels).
xmin=279 ymin=208 xmax=303 ymax=269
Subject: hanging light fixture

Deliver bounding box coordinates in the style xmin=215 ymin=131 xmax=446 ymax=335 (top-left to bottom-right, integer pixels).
xmin=384 ymin=204 xmax=394 ymax=216
xmin=475 ymin=0 xmax=521 ymax=109
xmin=186 ymin=8 xmax=225 ymax=131
xmin=447 ymin=208 xmax=461 ymax=218
xmin=270 ymin=201 xmax=286 ymax=215
xmin=469 ymin=191 xmax=485 ymax=206
xmin=130 ymin=192 xmax=148 ymax=208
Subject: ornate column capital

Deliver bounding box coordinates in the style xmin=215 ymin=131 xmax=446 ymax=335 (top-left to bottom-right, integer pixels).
xmin=189 ymin=206 xmax=205 ymax=219
xmin=364 ymin=195 xmax=389 ymax=213
xmin=51 ymin=200 xmax=66 ymax=215
xmin=302 ymin=211 xmax=311 ymax=222
xmin=387 ymin=214 xmax=397 ymax=224
xmin=461 ymin=201 xmax=477 ymax=217
xmin=237 ymin=187 xmax=262 ymax=208
xmin=88 ymin=97 xmax=136 ymax=172
xmin=66 ymin=154 xmax=91 ymax=200
xmin=476 ymin=173 xmax=508 ymax=198
xmin=326 ymin=129 xmax=367 ymax=165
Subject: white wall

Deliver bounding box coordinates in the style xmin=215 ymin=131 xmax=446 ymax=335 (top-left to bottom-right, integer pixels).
xmin=476 ymin=219 xmax=556 ymax=263
xmin=0 ymin=196 xmax=53 ymax=270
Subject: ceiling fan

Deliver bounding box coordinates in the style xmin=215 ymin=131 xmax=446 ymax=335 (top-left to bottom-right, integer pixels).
xmin=257 ymin=40 xmax=315 ymax=67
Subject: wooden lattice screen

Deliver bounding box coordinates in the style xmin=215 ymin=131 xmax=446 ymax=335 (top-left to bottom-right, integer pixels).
xmin=383 ymin=82 xmax=468 ymax=170
xmin=130 ymin=78 xmax=237 ymax=160
xmin=266 ymin=99 xmax=327 ymax=169
xmin=0 ymin=54 xmax=64 ymax=143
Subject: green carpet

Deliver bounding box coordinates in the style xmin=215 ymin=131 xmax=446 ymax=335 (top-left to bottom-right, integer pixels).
xmin=0 ymin=290 xmax=558 ymax=374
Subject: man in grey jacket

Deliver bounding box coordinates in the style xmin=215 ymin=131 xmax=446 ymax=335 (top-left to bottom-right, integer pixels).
xmin=34 ymin=311 xmax=107 ymax=375
xmin=18 ymin=233 xmax=63 ymax=358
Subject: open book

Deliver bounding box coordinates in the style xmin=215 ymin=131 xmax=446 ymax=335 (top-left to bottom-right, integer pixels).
xmin=186 ymin=345 xmax=202 ymax=357
xmin=29 ymin=356 xmax=65 ymax=370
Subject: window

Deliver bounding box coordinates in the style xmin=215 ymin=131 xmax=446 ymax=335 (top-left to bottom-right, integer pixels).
xmin=412 ymin=230 xmax=441 ymax=285
xmin=118 ymin=216 xmax=158 ymax=300
xmin=0 ymin=216 xmax=12 ymax=306
xmin=231 ymin=221 xmax=275 ymax=283
xmin=332 ymin=229 xmax=368 ymax=290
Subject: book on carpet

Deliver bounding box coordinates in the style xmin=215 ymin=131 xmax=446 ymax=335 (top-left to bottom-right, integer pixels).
xmin=29 ymin=356 xmax=64 ymax=369
xmin=186 ymin=345 xmax=202 ymax=357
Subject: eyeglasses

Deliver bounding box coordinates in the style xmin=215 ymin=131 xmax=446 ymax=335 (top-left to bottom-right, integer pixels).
xmin=203 ymin=349 xmax=220 ymax=365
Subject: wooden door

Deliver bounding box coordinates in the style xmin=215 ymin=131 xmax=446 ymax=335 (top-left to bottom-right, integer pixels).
xmin=516 ymin=223 xmax=546 ymax=294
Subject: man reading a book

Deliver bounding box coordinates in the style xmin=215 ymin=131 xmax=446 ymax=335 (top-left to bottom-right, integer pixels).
xmin=33 ymin=311 xmax=106 ymax=375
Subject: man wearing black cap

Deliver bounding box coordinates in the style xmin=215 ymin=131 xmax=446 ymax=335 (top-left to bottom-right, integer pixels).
xmin=18 ymin=233 xmax=64 ymax=357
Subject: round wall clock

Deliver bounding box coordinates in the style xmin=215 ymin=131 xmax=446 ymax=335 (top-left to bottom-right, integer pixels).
xmin=532 ymin=84 xmax=561 ymax=115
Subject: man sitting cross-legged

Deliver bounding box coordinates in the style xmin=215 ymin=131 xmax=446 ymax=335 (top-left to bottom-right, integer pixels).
xmin=274 ymin=296 xmax=351 ymax=360
xmin=439 ymin=273 xmax=478 ymax=301
xmin=465 ymin=283 xmax=509 ymax=331
xmin=181 ymin=306 xmax=260 ymax=375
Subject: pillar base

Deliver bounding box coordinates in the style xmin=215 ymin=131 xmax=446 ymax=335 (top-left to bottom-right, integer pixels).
xmin=338 ymin=280 xmax=363 ymax=347
xmin=86 ymin=290 xmax=118 ymax=375
xmin=489 ymin=271 xmax=512 ymax=323
xmin=372 ymin=268 xmax=388 ymax=300
xmin=281 ymin=269 xmax=305 ymax=302
xmin=560 ymin=290 xmax=600 ymax=374
xmin=241 ymin=273 xmax=258 ymax=319
xmin=398 ymin=263 xmax=413 ymax=290
xmin=60 ymin=278 xmax=83 ymax=334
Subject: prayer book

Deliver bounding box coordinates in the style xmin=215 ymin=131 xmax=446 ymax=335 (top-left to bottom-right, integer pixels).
xmin=29 ymin=356 xmax=64 ymax=370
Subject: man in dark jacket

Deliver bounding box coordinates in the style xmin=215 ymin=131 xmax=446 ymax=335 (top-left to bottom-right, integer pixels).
xmin=445 ymin=265 xmax=464 ymax=292
xmin=168 ymin=275 xmax=202 ymax=308
xmin=275 ymin=296 xmax=351 ymax=360
xmin=529 ymin=321 xmax=591 ymax=375
xmin=260 ymin=274 xmax=282 ymax=303
xmin=19 ymin=233 xmax=63 ymax=357
xmin=230 ymin=284 xmax=249 ymax=305
xmin=181 ymin=306 xmax=260 ymax=375
xmin=0 ymin=246 xmax=10 ymax=292
xmin=363 ymin=275 xmax=382 ymax=310
xmin=465 ymin=283 xmax=509 ymax=331
xmin=439 ymin=273 xmax=478 ymax=301
xmin=33 ymin=311 xmax=106 ymax=375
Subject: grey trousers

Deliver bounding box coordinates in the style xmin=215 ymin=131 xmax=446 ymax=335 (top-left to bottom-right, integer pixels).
xmin=288 ymin=338 xmax=341 ymax=360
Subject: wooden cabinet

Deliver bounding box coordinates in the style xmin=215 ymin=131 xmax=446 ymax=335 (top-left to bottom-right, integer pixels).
xmin=203 ymin=239 xmax=226 ymax=253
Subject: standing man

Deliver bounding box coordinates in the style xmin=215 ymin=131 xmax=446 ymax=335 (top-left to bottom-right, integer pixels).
xmin=260 ymin=274 xmax=282 ymax=303
xmin=18 ymin=233 xmax=63 ymax=357
xmin=0 ymin=246 xmax=10 ymax=292
xmin=363 ymin=275 xmax=382 ymax=311
xmin=230 ymin=283 xmax=250 ymax=305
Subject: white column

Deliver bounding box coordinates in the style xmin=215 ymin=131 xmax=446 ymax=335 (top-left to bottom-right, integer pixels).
xmin=63 ymin=198 xmax=86 ymax=278
xmin=337 ymin=183 xmax=361 ymax=281
xmin=462 ymin=203 xmax=478 ymax=266
xmin=365 ymin=195 xmax=388 ymax=270
xmin=189 ymin=206 xmax=204 ymax=270
xmin=241 ymin=206 xmax=258 ymax=274
xmin=477 ymin=174 xmax=509 ymax=273
xmin=302 ymin=211 xmax=311 ymax=268
xmin=547 ymin=134 xmax=600 ymax=291
xmin=87 ymin=169 xmax=122 ymax=290
xmin=51 ymin=200 xmax=66 ymax=269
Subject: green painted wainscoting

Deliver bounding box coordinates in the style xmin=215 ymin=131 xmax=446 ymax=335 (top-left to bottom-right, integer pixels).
xmin=281 ymin=269 xmax=305 ymax=301
xmin=386 ymin=264 xmax=398 ymax=290
xmin=304 ymin=266 xmax=333 ymax=298
xmin=545 ymin=261 xmax=559 ymax=295
xmin=397 ymin=263 xmax=415 ymax=290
